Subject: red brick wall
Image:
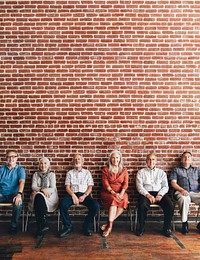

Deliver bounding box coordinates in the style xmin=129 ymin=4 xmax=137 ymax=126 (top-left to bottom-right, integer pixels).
xmin=1 ymin=1 xmax=200 ymax=216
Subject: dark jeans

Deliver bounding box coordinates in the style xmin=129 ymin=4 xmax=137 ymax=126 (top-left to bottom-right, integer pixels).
xmin=0 ymin=193 xmax=23 ymax=229
xmin=59 ymin=192 xmax=100 ymax=230
xmin=34 ymin=193 xmax=47 ymax=231
xmin=137 ymin=191 xmax=174 ymax=231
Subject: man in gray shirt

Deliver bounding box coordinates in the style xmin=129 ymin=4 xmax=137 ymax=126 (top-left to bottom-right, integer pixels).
xmin=136 ymin=153 xmax=174 ymax=237
xmin=170 ymin=151 xmax=200 ymax=234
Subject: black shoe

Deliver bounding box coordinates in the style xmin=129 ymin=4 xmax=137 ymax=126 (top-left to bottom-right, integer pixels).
xmin=36 ymin=230 xmax=44 ymax=238
xmin=182 ymin=221 xmax=189 ymax=235
xmin=135 ymin=227 xmax=144 ymax=236
xmin=58 ymin=227 xmax=73 ymax=238
xmin=84 ymin=229 xmax=92 ymax=236
xmin=9 ymin=227 xmax=17 ymax=235
xmin=197 ymin=222 xmax=200 ymax=232
xmin=162 ymin=229 xmax=172 ymax=237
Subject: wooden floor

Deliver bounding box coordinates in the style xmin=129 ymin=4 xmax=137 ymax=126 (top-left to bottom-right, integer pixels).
xmin=0 ymin=220 xmax=200 ymax=260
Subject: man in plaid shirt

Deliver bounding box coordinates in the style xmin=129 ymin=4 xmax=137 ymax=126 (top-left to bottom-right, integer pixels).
xmin=59 ymin=154 xmax=99 ymax=238
xmin=170 ymin=151 xmax=200 ymax=234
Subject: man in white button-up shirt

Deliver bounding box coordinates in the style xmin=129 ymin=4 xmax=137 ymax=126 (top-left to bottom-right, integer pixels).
xmin=136 ymin=153 xmax=174 ymax=237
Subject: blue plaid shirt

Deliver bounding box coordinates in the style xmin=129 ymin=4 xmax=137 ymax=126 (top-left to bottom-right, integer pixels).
xmin=170 ymin=164 xmax=200 ymax=192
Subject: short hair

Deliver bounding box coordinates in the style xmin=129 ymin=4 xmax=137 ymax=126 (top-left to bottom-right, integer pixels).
xmin=181 ymin=151 xmax=192 ymax=157
xmin=6 ymin=150 xmax=18 ymax=157
xmin=146 ymin=153 xmax=157 ymax=160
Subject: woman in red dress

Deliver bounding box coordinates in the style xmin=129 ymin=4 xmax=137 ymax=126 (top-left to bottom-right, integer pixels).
xmin=101 ymin=150 xmax=129 ymax=237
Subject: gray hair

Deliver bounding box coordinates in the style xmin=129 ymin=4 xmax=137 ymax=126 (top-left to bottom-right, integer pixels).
xmin=39 ymin=157 xmax=51 ymax=170
xmin=107 ymin=150 xmax=123 ymax=175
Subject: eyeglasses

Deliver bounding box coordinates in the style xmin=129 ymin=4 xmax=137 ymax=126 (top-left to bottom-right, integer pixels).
xmin=7 ymin=155 xmax=18 ymax=159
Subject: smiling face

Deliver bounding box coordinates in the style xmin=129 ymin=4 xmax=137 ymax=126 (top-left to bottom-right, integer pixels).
xmin=146 ymin=153 xmax=157 ymax=170
xmin=73 ymin=154 xmax=83 ymax=170
xmin=39 ymin=159 xmax=49 ymax=173
xmin=181 ymin=152 xmax=192 ymax=169
xmin=6 ymin=151 xmax=18 ymax=169
xmin=111 ymin=152 xmax=121 ymax=167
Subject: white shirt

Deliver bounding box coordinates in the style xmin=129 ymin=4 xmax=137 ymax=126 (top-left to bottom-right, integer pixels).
xmin=136 ymin=167 xmax=169 ymax=197
xmin=65 ymin=168 xmax=94 ymax=193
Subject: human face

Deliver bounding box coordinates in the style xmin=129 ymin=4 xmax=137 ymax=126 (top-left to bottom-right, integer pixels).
xmin=181 ymin=152 xmax=192 ymax=169
xmin=7 ymin=151 xmax=18 ymax=169
xmin=39 ymin=159 xmax=49 ymax=173
xmin=73 ymin=154 xmax=83 ymax=170
xmin=146 ymin=154 xmax=157 ymax=170
xmin=111 ymin=153 xmax=120 ymax=167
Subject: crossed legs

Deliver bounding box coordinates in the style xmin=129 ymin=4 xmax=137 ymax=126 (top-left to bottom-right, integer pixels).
xmin=102 ymin=205 xmax=124 ymax=237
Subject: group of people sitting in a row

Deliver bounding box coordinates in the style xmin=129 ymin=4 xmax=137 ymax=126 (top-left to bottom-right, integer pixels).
xmin=0 ymin=149 xmax=200 ymax=239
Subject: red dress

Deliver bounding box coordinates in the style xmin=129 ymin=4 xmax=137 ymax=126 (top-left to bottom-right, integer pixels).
xmin=101 ymin=166 xmax=129 ymax=210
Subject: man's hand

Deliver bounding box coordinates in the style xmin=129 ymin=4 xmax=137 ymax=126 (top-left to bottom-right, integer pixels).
xmin=180 ymin=189 xmax=189 ymax=196
xmin=79 ymin=194 xmax=86 ymax=203
xmin=13 ymin=194 xmax=22 ymax=206
xmin=155 ymin=195 xmax=162 ymax=202
xmin=146 ymin=194 xmax=156 ymax=204
xmin=72 ymin=194 xmax=79 ymax=205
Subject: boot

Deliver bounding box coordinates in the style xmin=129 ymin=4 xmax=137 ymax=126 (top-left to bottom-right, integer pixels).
xmin=41 ymin=214 xmax=49 ymax=233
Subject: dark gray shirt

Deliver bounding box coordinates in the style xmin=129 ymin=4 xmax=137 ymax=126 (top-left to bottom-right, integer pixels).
xmin=170 ymin=164 xmax=200 ymax=192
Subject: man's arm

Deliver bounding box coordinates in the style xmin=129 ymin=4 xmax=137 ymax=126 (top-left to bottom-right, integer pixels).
xmin=79 ymin=185 xmax=93 ymax=203
xmin=66 ymin=184 xmax=79 ymax=205
xmin=13 ymin=179 xmax=25 ymax=205
xmin=171 ymin=179 xmax=189 ymax=196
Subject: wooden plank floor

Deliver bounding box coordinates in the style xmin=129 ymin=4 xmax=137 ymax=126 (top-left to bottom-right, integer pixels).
xmin=0 ymin=220 xmax=199 ymax=260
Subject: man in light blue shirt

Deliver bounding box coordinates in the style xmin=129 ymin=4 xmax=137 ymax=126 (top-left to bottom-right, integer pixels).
xmin=0 ymin=150 xmax=26 ymax=234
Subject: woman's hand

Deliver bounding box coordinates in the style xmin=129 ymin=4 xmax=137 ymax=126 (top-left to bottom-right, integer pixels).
xmin=41 ymin=188 xmax=50 ymax=198
xmin=116 ymin=193 xmax=122 ymax=201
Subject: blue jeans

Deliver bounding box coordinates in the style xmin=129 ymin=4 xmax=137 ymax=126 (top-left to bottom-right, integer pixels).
xmin=59 ymin=192 xmax=100 ymax=230
xmin=0 ymin=193 xmax=23 ymax=229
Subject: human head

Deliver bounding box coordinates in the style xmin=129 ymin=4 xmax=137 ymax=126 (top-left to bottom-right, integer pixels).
xmin=181 ymin=151 xmax=192 ymax=169
xmin=72 ymin=153 xmax=84 ymax=171
xmin=39 ymin=157 xmax=51 ymax=173
xmin=146 ymin=153 xmax=157 ymax=170
xmin=6 ymin=150 xmax=18 ymax=168
xmin=108 ymin=150 xmax=123 ymax=174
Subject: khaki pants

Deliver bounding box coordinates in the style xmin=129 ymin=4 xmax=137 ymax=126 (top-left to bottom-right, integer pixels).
xmin=174 ymin=191 xmax=200 ymax=222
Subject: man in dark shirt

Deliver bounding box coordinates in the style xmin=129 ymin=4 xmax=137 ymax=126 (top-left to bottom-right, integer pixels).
xmin=170 ymin=151 xmax=200 ymax=234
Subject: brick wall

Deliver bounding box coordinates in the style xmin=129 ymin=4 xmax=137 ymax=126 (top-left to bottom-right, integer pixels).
xmin=1 ymin=1 xmax=200 ymax=217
